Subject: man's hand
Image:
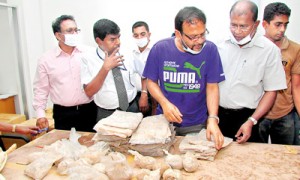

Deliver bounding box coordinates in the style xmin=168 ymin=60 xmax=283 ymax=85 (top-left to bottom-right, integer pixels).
xmin=206 ymin=118 xmax=224 ymax=150
xmin=139 ymin=93 xmax=149 ymax=113
xmin=16 ymin=125 xmax=39 ymax=135
xmin=161 ymin=101 xmax=182 ymax=123
xmin=36 ymin=117 xmax=49 ymax=129
xmin=235 ymin=120 xmax=253 ymax=143
xmin=102 ymin=48 xmax=124 ymax=71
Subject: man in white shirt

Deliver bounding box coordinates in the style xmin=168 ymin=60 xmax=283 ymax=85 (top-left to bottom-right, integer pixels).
xmin=81 ymin=19 xmax=144 ymax=121
xmin=217 ymin=0 xmax=287 ymax=143
xmin=132 ymin=21 xmax=156 ymax=116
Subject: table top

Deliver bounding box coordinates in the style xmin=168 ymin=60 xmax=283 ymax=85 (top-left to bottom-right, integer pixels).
xmin=1 ymin=129 xmax=300 ymax=179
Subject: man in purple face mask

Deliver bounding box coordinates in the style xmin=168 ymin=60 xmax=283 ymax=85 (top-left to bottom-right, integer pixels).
xmin=132 ymin=21 xmax=157 ymax=117
xmin=33 ymin=15 xmax=97 ymax=132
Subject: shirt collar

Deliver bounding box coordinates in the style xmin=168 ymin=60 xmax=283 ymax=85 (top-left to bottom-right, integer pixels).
xmin=55 ymin=45 xmax=82 ymax=57
xmin=280 ymin=36 xmax=289 ymax=50
xmin=96 ymin=47 xmax=106 ymax=60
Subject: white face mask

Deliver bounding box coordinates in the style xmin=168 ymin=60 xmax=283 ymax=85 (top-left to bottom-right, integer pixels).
xmin=181 ymin=38 xmax=205 ymax=55
xmin=229 ymin=24 xmax=255 ymax=46
xmin=135 ymin=37 xmax=149 ymax=48
xmin=229 ymin=32 xmax=252 ymax=45
xmin=64 ymin=34 xmax=80 ymax=47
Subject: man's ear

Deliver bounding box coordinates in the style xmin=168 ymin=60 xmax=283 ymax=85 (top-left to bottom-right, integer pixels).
xmin=95 ymin=37 xmax=102 ymax=45
xmin=254 ymin=20 xmax=260 ymax=29
xmin=174 ymin=30 xmax=181 ymax=38
xmin=54 ymin=32 xmax=62 ymax=41
xmin=262 ymin=20 xmax=268 ymax=29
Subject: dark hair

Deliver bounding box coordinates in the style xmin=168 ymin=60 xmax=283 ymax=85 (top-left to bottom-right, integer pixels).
xmin=263 ymin=2 xmax=291 ymax=23
xmin=132 ymin=21 xmax=149 ymax=33
xmin=52 ymin=15 xmax=75 ymax=34
xmin=175 ymin=6 xmax=206 ymax=33
xmin=230 ymin=0 xmax=258 ymax=22
xmin=93 ymin=19 xmax=120 ymax=40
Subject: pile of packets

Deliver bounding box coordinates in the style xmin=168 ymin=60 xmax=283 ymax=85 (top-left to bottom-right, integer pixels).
xmin=92 ymin=110 xmax=175 ymax=156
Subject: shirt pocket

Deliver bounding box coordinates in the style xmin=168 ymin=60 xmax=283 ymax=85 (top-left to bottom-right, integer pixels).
xmin=237 ymin=60 xmax=260 ymax=86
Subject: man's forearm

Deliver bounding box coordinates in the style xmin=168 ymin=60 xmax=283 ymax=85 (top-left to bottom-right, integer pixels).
xmin=206 ymin=83 xmax=219 ymax=116
xmin=251 ymin=91 xmax=277 ymax=120
xmin=84 ymin=67 xmax=109 ymax=97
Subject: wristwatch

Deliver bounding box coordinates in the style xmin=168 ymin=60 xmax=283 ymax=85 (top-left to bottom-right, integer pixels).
xmin=248 ymin=117 xmax=257 ymax=125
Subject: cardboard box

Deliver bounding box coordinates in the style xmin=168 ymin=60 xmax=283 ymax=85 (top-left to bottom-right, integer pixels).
xmin=0 ymin=114 xmax=26 ymax=124
xmin=0 ymin=96 xmax=16 ymax=114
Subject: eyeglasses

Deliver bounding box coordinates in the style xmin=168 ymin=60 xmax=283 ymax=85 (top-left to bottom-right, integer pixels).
xmin=61 ymin=28 xmax=81 ymax=34
xmin=182 ymin=29 xmax=209 ymax=41
xmin=230 ymin=23 xmax=254 ymax=32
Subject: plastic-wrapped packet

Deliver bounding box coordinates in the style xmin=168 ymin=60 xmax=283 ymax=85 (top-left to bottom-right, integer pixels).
xmin=57 ymin=158 xmax=91 ymax=175
xmin=128 ymin=150 xmax=158 ymax=170
xmin=25 ymin=151 xmax=45 ymax=165
xmin=163 ymin=150 xmax=183 ymax=170
xmin=132 ymin=168 xmax=151 ymax=180
xmin=129 ymin=115 xmax=172 ymax=145
xmin=182 ymin=151 xmax=199 ymax=172
xmin=24 ymin=155 xmax=61 ymax=180
xmin=68 ymin=165 xmax=109 ymax=180
xmin=79 ymin=141 xmax=110 ymax=164
xmin=43 ymin=138 xmax=87 ymax=160
xmin=56 ymin=158 xmax=75 ymax=175
xmin=162 ymin=168 xmax=182 ymax=180
xmin=93 ymin=163 xmax=106 ymax=174
xmin=103 ymin=152 xmax=133 ymax=180
xmin=143 ymin=169 xmax=161 ymax=180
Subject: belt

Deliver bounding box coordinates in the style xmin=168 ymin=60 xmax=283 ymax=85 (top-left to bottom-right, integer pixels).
xmin=219 ymin=106 xmax=252 ymax=112
xmin=100 ymin=99 xmax=135 ymax=112
xmin=54 ymin=102 xmax=91 ymax=110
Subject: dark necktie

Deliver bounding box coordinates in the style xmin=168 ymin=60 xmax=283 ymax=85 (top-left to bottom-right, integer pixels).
xmin=112 ymin=67 xmax=129 ymax=111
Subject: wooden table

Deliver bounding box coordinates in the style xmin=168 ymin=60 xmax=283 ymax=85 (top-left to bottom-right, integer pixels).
xmin=1 ymin=129 xmax=300 ymax=179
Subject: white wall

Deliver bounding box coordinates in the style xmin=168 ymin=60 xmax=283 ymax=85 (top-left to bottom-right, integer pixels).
xmin=38 ymin=0 xmax=237 ymax=49
xmin=4 ymin=0 xmax=300 ymax=118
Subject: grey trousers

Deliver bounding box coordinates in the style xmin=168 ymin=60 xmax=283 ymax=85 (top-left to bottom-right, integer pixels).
xmin=175 ymin=124 xmax=206 ymax=136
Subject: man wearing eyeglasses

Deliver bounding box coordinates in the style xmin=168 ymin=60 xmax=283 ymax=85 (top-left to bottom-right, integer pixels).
xmin=143 ymin=6 xmax=225 ymax=150
xmin=260 ymin=2 xmax=300 ymax=145
xmin=217 ymin=0 xmax=286 ymax=143
xmin=81 ymin=19 xmax=144 ymax=121
xmin=33 ymin=15 xmax=97 ymax=132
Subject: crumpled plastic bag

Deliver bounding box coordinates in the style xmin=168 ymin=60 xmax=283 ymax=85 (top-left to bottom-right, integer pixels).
xmin=68 ymin=165 xmax=109 ymax=180
xmin=24 ymin=153 xmax=62 ymax=180
xmin=102 ymin=152 xmax=133 ymax=180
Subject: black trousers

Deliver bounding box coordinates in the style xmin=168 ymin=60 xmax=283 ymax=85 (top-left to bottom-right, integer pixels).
xmin=218 ymin=106 xmax=262 ymax=142
xmin=53 ymin=101 xmax=97 ymax=132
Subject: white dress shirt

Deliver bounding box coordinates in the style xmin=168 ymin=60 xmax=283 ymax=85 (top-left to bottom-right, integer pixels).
xmin=218 ymin=33 xmax=287 ymax=109
xmin=81 ymin=47 xmax=144 ymax=109
xmin=132 ymin=42 xmax=153 ymax=91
